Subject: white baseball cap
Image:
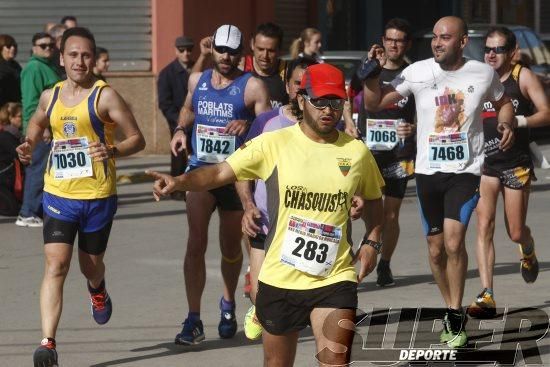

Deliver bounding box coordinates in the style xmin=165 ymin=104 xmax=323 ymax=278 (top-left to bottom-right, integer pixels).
xmin=213 ymin=24 xmax=243 ymax=52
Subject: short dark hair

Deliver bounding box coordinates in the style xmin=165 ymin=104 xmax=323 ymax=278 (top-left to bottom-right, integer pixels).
xmin=385 ymin=18 xmax=412 ymax=39
xmin=95 ymin=46 xmax=108 ymax=59
xmin=32 ymin=32 xmax=52 ymax=45
xmin=253 ymin=22 xmax=284 ymax=49
xmin=60 ymin=27 xmax=96 ymax=54
xmin=61 ymin=15 xmax=77 ymax=24
xmin=485 ymin=26 xmax=516 ymax=51
xmin=285 ymin=56 xmax=318 ymax=83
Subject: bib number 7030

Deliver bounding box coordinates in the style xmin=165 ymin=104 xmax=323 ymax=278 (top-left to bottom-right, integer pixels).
xmin=291 ymin=237 xmax=329 ymax=263
xmin=430 ymin=145 xmax=465 ymax=161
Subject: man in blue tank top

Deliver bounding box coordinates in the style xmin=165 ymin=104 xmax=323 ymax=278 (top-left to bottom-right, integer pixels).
xmin=169 ymin=24 xmax=271 ymax=345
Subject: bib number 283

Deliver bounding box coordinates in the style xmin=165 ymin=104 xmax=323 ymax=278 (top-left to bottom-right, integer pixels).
xmin=291 ymin=237 xmax=329 ymax=264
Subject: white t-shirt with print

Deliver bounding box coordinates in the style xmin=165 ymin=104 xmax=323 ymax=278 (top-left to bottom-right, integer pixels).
xmin=391 ymin=58 xmax=504 ymax=175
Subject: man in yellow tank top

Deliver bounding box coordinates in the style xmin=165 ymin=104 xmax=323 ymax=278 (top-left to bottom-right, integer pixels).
xmin=16 ymin=27 xmax=145 ymax=367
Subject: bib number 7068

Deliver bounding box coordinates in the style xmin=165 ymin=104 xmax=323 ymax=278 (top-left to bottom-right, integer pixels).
xmin=291 ymin=237 xmax=329 ymax=264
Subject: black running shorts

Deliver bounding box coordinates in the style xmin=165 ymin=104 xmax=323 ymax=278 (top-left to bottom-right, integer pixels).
xmin=415 ymin=173 xmax=480 ymax=236
xmin=255 ymin=280 xmax=358 ymax=335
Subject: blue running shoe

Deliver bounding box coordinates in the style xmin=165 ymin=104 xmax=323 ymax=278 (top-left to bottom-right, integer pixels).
xmin=218 ymin=297 xmax=237 ymax=339
xmin=33 ymin=338 xmax=58 ymax=367
xmin=88 ymin=282 xmax=112 ymax=325
xmin=175 ymin=318 xmax=205 ymax=345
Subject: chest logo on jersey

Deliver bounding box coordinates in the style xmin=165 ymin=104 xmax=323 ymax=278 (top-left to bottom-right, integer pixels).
xmin=434 ymin=87 xmax=465 ymax=133
xmin=336 ymin=158 xmax=352 ymax=177
xmin=198 ymin=82 xmax=208 ymax=91
xmin=62 ymin=121 xmax=77 ymax=137
xmin=228 ymin=85 xmax=241 ymax=96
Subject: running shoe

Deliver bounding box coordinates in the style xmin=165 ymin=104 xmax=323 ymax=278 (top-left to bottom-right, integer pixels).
xmin=376 ymin=263 xmax=395 ymax=287
xmin=243 ymin=305 xmax=262 ymax=340
xmin=439 ymin=312 xmax=451 ymax=343
xmin=218 ymin=297 xmax=237 ymax=339
xmin=243 ymin=271 xmax=251 ymax=298
xmin=15 ymin=215 xmax=43 ymax=227
xmin=467 ymin=289 xmax=496 ymax=319
xmin=446 ymin=309 xmax=468 ymax=348
xmin=88 ymin=282 xmax=112 ymax=325
xmin=33 ymin=338 xmax=58 ymax=367
xmin=519 ymin=244 xmax=539 ymax=283
xmin=175 ymin=318 xmax=205 ymax=345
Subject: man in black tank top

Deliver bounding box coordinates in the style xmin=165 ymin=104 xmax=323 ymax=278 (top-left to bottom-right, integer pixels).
xmin=468 ymin=27 xmax=550 ymax=319
xmin=245 ymin=23 xmax=289 ymax=109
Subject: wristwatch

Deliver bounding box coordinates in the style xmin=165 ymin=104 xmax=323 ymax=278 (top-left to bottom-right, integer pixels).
xmin=358 ymin=238 xmax=383 ymax=254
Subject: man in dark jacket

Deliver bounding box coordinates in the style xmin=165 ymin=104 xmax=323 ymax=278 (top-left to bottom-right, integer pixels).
xmin=0 ymin=34 xmax=22 ymax=106
xmin=157 ymin=36 xmax=194 ymax=195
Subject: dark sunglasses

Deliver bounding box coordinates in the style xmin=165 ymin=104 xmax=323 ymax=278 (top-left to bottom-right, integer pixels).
xmin=35 ymin=43 xmax=55 ymax=50
xmin=305 ymin=96 xmax=345 ymax=110
xmin=177 ymin=46 xmax=193 ymax=53
xmin=213 ymin=45 xmax=240 ymax=56
xmin=484 ymin=46 xmax=508 ymax=54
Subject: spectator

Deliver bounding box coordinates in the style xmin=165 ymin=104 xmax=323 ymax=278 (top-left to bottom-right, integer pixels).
xmin=0 ymin=34 xmax=22 ymax=107
xmin=16 ymin=32 xmax=61 ymax=227
xmin=289 ymin=27 xmax=323 ymax=62
xmin=0 ymin=102 xmax=23 ymax=216
xmin=44 ymin=22 xmax=57 ymax=33
xmin=93 ymin=47 xmax=109 ymax=81
xmin=48 ymin=24 xmax=67 ymax=78
xmin=60 ymin=15 xmax=77 ymax=28
xmin=157 ymin=36 xmax=194 ymax=195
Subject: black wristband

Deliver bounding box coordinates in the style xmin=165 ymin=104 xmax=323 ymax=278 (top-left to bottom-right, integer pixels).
xmin=357 ymin=58 xmax=382 ymax=81
xmin=358 ymin=238 xmax=382 ymax=254
xmin=174 ymin=126 xmax=186 ymax=134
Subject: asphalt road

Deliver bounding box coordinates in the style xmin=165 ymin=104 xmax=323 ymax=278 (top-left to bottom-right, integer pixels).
xmin=1 ymin=149 xmax=549 ymax=366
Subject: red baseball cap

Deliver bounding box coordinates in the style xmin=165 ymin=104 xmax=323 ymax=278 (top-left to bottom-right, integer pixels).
xmin=300 ymin=63 xmax=347 ymax=99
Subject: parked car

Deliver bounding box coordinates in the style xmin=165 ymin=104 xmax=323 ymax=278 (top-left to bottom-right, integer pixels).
xmin=408 ymin=24 xmax=550 ymax=140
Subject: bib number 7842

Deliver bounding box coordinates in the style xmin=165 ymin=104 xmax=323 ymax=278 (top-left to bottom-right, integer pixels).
xmin=291 ymin=237 xmax=329 ymax=264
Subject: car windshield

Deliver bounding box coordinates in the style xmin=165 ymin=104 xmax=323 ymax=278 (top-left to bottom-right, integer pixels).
xmin=323 ymin=58 xmax=363 ymax=82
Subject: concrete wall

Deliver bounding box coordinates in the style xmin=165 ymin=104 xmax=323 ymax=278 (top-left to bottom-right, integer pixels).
xmin=107 ymin=72 xmax=171 ymax=155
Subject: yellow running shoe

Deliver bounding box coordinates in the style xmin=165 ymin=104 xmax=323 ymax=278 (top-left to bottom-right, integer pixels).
xmin=467 ymin=289 xmax=496 ymax=319
xmin=244 ymin=305 xmax=262 ymax=340
xmin=519 ymin=244 xmax=539 ymax=283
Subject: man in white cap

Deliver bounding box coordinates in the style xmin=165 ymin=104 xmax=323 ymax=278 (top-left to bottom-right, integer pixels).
xmin=168 ymin=24 xmax=270 ymax=345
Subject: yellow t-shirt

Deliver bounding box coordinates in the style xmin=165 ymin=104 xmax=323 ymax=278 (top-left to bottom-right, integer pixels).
xmin=226 ymin=123 xmax=384 ymax=290
xmin=44 ymin=80 xmax=117 ymax=199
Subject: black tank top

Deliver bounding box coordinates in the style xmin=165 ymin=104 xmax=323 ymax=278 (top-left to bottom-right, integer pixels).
xmin=360 ymin=65 xmax=416 ymax=164
xmin=482 ymin=64 xmax=533 ymax=168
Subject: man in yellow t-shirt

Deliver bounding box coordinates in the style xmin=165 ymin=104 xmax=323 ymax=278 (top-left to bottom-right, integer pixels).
xmin=147 ymin=63 xmax=384 ymax=366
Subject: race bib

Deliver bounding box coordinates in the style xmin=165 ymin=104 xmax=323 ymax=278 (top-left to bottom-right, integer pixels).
xmin=428 ymin=131 xmax=469 ymax=171
xmin=51 ymin=137 xmax=93 ymax=180
xmin=365 ymin=119 xmax=399 ymax=151
xmin=280 ymin=215 xmax=341 ymax=277
xmin=196 ymin=124 xmax=236 ymax=163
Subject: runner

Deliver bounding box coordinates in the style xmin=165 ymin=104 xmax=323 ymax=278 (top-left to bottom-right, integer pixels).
xmin=169 ymin=24 xmax=270 ymax=345
xmin=363 ymin=16 xmax=515 ymax=348
xmin=467 ymin=26 xmax=550 ymax=319
xmin=148 ymin=62 xmax=384 ymax=366
xmin=16 ymin=27 xmax=145 ymax=367
xmin=236 ymin=56 xmax=318 ymax=340
xmin=243 ymin=22 xmax=289 ymax=109
xmin=360 ymin=18 xmax=416 ymax=287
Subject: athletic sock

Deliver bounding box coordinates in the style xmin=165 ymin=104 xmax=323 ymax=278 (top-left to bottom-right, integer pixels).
xmin=520 ymin=240 xmax=534 ymax=255
xmin=220 ymin=297 xmax=235 ymax=312
xmin=484 ymin=288 xmax=494 ymax=297
xmin=88 ymin=279 xmax=105 ymax=294
xmin=378 ymin=259 xmax=390 ymax=268
xmin=187 ymin=312 xmax=201 ymax=323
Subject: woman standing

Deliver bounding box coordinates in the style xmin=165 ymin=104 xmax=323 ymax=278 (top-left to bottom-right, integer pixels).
xmin=0 ymin=34 xmax=22 ymax=107
xmin=289 ymin=28 xmax=323 ymax=62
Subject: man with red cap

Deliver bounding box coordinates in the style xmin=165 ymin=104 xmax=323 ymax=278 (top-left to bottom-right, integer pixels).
xmin=147 ymin=63 xmax=384 ymax=366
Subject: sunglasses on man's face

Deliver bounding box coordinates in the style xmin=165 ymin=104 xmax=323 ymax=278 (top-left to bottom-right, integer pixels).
xmin=213 ymin=46 xmax=240 ymax=56
xmin=177 ymin=46 xmax=193 ymax=53
xmin=305 ymin=96 xmax=345 ymax=111
xmin=484 ymin=46 xmax=508 ymax=54
xmin=35 ymin=43 xmax=55 ymax=50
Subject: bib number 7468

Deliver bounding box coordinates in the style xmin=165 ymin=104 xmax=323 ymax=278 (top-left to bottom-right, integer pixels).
xmin=430 ymin=145 xmax=465 ymax=161
xmin=291 ymin=237 xmax=329 ymax=264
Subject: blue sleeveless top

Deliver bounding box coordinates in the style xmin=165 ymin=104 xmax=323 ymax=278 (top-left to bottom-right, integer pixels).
xmin=190 ymin=69 xmax=254 ymax=167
